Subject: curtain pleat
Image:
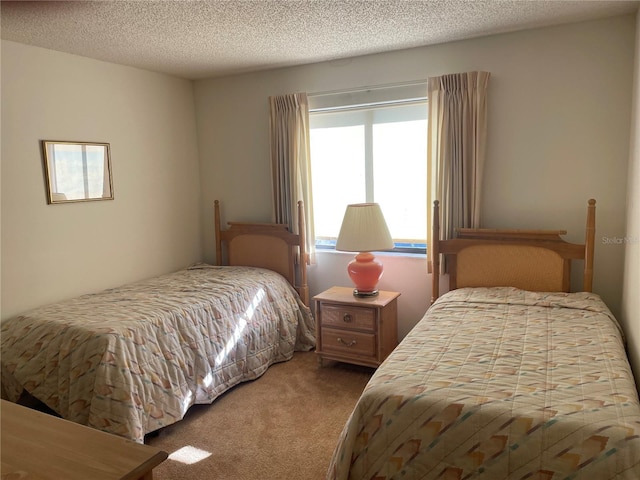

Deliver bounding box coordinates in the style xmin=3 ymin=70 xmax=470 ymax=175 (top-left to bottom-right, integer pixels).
xmin=427 ymin=71 xmax=490 ymax=272
xmin=269 ymin=93 xmax=316 ymax=264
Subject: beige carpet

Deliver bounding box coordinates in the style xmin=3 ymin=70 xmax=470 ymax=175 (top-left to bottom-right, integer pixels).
xmin=145 ymin=351 xmax=373 ymax=480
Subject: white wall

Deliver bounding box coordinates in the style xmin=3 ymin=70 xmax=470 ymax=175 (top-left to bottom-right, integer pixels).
xmin=195 ymin=15 xmax=636 ymax=338
xmin=622 ymin=11 xmax=640 ymax=387
xmin=1 ymin=41 xmax=202 ymax=319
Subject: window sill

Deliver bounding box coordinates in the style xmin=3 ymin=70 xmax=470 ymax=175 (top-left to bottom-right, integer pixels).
xmin=316 ymin=249 xmax=426 ymax=259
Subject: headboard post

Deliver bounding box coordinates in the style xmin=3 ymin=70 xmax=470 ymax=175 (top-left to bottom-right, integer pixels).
xmin=215 ymin=200 xmax=222 ymax=265
xmin=583 ymin=198 xmax=596 ymax=292
xmin=431 ymin=200 xmax=441 ymax=305
xmin=297 ymin=200 xmax=309 ymax=307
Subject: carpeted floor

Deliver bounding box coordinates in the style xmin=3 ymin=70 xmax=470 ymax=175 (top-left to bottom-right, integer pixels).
xmin=145 ymin=351 xmax=374 ymax=480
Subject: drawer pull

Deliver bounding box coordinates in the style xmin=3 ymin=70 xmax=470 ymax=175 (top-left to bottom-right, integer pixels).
xmin=343 ymin=313 xmax=352 ymax=323
xmin=337 ymin=337 xmax=357 ymax=347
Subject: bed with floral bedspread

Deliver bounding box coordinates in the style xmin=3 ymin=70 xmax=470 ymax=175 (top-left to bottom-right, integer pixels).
xmin=328 ymin=287 xmax=640 ymax=480
xmin=1 ymin=264 xmax=315 ymax=443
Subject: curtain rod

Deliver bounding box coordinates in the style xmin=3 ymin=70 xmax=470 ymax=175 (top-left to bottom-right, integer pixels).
xmin=310 ymin=97 xmax=427 ymax=113
xmin=308 ymin=79 xmax=428 ymax=98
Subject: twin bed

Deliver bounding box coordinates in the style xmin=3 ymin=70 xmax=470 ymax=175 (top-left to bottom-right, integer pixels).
xmin=1 ymin=201 xmax=314 ymax=443
xmin=328 ymin=199 xmax=640 ymax=479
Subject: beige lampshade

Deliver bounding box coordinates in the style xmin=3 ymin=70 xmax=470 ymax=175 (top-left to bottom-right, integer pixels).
xmin=336 ymin=203 xmax=394 ymax=252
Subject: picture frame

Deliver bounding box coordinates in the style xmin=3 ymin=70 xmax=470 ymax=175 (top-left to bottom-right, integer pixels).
xmin=41 ymin=140 xmax=113 ymax=204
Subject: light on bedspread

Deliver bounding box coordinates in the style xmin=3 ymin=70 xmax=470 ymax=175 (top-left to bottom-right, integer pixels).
xmin=214 ymin=289 xmax=266 ymax=366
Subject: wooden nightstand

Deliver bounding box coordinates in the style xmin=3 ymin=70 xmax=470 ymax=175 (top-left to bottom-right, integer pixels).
xmin=314 ymin=286 xmax=400 ymax=368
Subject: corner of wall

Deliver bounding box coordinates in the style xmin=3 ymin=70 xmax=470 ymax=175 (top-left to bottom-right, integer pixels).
xmin=621 ymin=8 xmax=640 ymax=390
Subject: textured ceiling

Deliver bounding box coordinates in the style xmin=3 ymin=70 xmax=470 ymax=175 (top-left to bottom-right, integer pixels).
xmin=1 ymin=1 xmax=638 ymax=80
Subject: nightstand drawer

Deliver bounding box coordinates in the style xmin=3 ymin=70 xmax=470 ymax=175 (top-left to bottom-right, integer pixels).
xmin=321 ymin=304 xmax=375 ymax=332
xmin=321 ymin=328 xmax=376 ymax=358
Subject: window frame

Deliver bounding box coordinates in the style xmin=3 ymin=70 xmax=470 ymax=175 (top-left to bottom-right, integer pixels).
xmin=309 ymin=83 xmax=428 ymax=255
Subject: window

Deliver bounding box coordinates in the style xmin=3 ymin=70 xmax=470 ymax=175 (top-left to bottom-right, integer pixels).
xmin=309 ymin=84 xmax=427 ymax=254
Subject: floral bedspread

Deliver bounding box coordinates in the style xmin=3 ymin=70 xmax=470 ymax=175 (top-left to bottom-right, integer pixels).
xmin=328 ymin=287 xmax=640 ymax=479
xmin=1 ymin=264 xmax=315 ymax=443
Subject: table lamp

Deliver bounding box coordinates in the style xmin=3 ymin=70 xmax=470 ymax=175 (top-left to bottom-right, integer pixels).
xmin=336 ymin=203 xmax=394 ymax=297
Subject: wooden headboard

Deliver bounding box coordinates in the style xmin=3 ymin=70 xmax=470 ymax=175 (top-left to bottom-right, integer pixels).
xmin=431 ymin=199 xmax=596 ymax=303
xmin=214 ymin=200 xmax=309 ymax=306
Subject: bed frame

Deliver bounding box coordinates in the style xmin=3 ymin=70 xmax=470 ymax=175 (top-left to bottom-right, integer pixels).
xmin=431 ymin=199 xmax=596 ymax=303
xmin=214 ymin=200 xmax=309 ymax=306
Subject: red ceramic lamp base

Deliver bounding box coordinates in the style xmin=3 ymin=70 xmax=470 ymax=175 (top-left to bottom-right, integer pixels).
xmin=347 ymin=252 xmax=384 ymax=297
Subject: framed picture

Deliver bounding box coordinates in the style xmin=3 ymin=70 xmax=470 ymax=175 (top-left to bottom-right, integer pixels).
xmin=41 ymin=140 xmax=113 ymax=204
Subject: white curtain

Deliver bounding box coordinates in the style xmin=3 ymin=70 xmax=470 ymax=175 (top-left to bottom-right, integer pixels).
xmin=427 ymin=71 xmax=490 ymax=271
xmin=269 ymin=92 xmax=316 ymax=264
